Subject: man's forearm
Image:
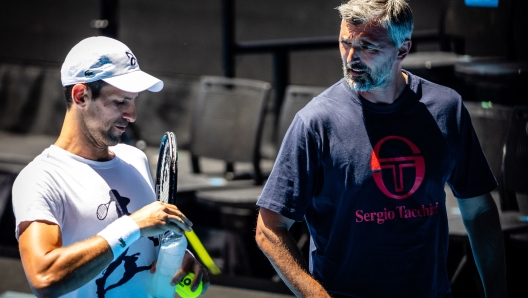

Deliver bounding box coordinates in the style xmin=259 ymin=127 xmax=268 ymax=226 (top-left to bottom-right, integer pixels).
xmin=24 ymin=236 xmax=113 ymax=297
xmin=458 ymin=193 xmax=508 ymax=298
xmin=19 ymin=221 xmax=115 ymax=297
xmin=255 ymin=214 xmax=330 ymax=297
xmin=470 ymin=217 xmax=507 ymax=298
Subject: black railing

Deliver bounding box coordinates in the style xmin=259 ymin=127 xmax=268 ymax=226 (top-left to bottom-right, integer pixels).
xmin=221 ymin=0 xmax=440 ymax=123
xmin=222 ymin=0 xmax=338 ymax=123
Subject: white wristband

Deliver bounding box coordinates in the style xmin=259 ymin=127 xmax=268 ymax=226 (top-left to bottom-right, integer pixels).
xmin=97 ymin=216 xmax=141 ymax=261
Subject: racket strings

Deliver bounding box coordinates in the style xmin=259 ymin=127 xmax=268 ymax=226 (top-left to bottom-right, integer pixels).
xmin=96 ymin=200 xmax=112 ymax=220
xmin=158 ymin=142 xmax=173 ymax=204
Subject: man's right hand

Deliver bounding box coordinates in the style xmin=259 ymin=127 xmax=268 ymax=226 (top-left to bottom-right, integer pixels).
xmin=129 ymin=201 xmax=193 ymax=237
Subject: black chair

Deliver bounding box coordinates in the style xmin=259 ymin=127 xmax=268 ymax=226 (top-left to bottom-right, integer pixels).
xmin=464 ymin=101 xmax=513 ymax=180
xmin=175 ymin=76 xmax=272 ymax=197
xmin=194 ymin=85 xmax=325 ymax=210
xmin=499 ymin=105 xmax=528 ymax=212
xmin=445 ymin=102 xmax=512 ymax=202
xmin=193 ymin=85 xmax=325 ymax=277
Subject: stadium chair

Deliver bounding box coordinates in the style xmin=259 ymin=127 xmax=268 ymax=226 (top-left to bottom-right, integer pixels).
xmin=193 ymin=85 xmax=325 ymax=277
xmin=498 ymin=105 xmax=528 ymax=212
xmin=495 ymin=105 xmax=528 ymax=297
xmin=194 ymin=85 xmax=325 ymax=211
xmin=464 ymin=101 xmax=513 ymax=181
xmin=445 ymin=101 xmax=512 ymax=200
xmin=174 ymin=75 xmax=272 ymax=197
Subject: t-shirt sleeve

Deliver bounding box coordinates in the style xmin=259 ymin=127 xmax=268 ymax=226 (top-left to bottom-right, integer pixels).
xmin=12 ymin=166 xmax=62 ymax=240
xmin=257 ymin=114 xmax=319 ymax=221
xmin=447 ymin=103 xmax=498 ymax=199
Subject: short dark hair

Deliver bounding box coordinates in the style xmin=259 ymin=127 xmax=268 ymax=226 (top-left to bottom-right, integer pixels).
xmin=63 ymin=80 xmax=108 ymax=109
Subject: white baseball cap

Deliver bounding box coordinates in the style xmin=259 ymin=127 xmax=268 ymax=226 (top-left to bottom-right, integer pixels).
xmin=61 ymin=36 xmax=163 ymax=93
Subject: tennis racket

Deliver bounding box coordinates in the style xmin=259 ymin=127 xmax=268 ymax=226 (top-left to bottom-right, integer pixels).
xmin=155 ymin=132 xmax=221 ymax=275
xmin=156 ymin=132 xmax=177 ymax=204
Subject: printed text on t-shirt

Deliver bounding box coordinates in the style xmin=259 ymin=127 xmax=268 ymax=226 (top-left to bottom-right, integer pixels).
xmin=355 ymin=202 xmax=439 ymax=224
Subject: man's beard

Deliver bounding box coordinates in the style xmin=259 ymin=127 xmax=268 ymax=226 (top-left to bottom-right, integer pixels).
xmin=104 ymin=127 xmax=122 ymax=146
xmin=104 ymin=121 xmax=127 ymax=146
xmin=82 ymin=119 xmax=125 ymax=148
xmin=342 ymin=56 xmax=395 ymax=92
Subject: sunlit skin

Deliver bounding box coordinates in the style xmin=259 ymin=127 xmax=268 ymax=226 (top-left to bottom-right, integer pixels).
xmin=339 ymin=19 xmax=411 ymax=104
xmin=55 ymin=84 xmax=138 ymax=161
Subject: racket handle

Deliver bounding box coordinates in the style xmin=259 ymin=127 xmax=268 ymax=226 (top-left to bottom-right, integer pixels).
xmin=184 ymin=230 xmax=221 ymax=275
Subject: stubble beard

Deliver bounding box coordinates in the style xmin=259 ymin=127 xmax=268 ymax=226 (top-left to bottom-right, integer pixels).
xmin=81 ymin=115 xmax=124 ymax=149
xmin=87 ymin=123 xmax=122 ymax=148
xmin=342 ymin=55 xmax=395 ymax=92
xmin=103 ymin=126 xmax=122 ymax=146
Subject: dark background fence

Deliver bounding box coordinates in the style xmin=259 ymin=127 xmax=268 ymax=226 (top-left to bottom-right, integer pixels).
xmin=0 ymin=0 xmax=446 ymax=87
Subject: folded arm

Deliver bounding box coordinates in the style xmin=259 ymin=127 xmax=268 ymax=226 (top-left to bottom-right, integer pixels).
xmin=457 ymin=192 xmax=508 ymax=298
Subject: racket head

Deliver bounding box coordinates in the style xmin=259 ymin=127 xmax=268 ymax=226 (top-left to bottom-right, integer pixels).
xmin=96 ymin=204 xmax=109 ymax=220
xmin=155 ymin=132 xmax=178 ymax=205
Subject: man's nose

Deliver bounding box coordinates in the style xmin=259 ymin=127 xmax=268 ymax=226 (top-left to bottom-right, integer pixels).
xmin=347 ymin=46 xmax=359 ymax=63
xmin=123 ymin=101 xmax=137 ymax=123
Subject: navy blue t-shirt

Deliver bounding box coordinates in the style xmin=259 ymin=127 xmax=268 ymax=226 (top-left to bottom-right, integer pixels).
xmin=256 ymin=71 xmax=497 ymax=298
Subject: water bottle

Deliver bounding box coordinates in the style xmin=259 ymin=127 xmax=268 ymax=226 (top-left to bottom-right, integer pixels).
xmin=149 ymin=230 xmax=188 ymax=298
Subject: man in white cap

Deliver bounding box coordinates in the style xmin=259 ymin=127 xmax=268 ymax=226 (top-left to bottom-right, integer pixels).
xmin=12 ymin=36 xmax=209 ymax=297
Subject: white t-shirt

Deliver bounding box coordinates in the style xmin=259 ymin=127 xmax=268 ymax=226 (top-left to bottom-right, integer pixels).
xmin=13 ymin=144 xmax=159 ymax=298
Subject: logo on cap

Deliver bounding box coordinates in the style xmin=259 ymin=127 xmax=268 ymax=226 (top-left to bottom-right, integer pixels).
xmin=84 ymin=70 xmax=94 ymax=77
xmin=125 ymin=51 xmax=137 ymax=66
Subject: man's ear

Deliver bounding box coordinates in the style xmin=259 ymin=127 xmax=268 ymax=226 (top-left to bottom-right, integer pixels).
xmin=397 ymin=39 xmax=412 ymax=60
xmin=71 ymin=84 xmax=90 ymax=107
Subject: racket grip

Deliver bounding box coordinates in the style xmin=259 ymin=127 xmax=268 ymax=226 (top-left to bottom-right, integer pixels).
xmin=184 ymin=230 xmax=221 ymax=275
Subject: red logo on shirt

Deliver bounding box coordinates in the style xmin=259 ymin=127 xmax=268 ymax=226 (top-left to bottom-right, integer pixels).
xmin=371 ymin=136 xmax=425 ymax=199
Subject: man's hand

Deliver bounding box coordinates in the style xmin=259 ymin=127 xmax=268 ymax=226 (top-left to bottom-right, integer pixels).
xmin=150 ymin=250 xmax=210 ymax=296
xmin=129 ymin=201 xmax=193 ymax=237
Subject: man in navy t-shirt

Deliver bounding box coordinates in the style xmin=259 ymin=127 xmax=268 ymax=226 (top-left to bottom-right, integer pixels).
xmin=255 ymin=1 xmax=507 ymax=297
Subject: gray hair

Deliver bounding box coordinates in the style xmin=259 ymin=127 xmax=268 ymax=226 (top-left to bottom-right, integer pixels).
xmin=337 ymin=0 xmax=414 ymax=47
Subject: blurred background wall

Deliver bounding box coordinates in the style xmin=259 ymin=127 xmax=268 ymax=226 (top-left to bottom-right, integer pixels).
xmin=0 ymin=0 xmax=447 ymax=148
xmin=0 ymin=0 xmax=445 ymax=85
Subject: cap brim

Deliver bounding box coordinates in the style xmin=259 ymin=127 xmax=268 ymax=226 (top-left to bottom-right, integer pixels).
xmin=102 ymin=70 xmax=164 ymax=93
